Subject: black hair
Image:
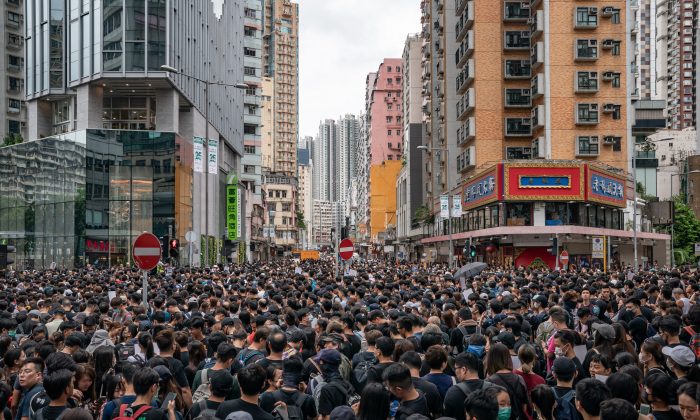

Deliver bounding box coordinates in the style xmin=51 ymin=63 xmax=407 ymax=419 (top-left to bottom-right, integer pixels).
xmin=116 ymin=362 xmax=139 ymax=384
xmin=530 ymin=385 xmax=556 ymax=420
xmin=216 ymin=343 xmax=237 ymax=362
xmin=268 ymin=331 xmax=287 ymax=354
xmin=376 ymin=336 xmax=395 ymax=358
xmin=132 ymin=367 xmax=160 ymax=396
xmin=398 ymin=351 xmax=422 ymax=370
xmin=599 ymin=398 xmax=638 ymax=420
xmin=382 ymin=363 xmax=412 ymax=388
xmin=605 ymin=372 xmax=639 ymax=406
xmin=463 ymin=389 xmax=499 ymax=420
xmin=575 ymin=378 xmax=611 ymax=417
xmin=45 ymin=352 xmax=77 ymax=374
xmin=644 ymin=371 xmax=676 ymax=405
xmin=357 ymin=382 xmax=390 ymax=420
xmin=43 ymin=369 xmax=74 ymax=400
xmin=209 ymin=370 xmax=234 ymax=398
xmin=236 ymin=364 xmax=266 ymax=396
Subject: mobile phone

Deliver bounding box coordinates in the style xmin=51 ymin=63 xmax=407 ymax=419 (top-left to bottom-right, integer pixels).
xmin=639 ymin=404 xmax=651 ymax=415
xmin=161 ymin=392 xmax=176 ymax=409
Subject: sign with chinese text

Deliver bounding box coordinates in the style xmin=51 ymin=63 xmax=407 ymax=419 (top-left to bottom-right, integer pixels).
xmin=518 ymin=176 xmax=571 ymax=188
xmin=452 ymin=195 xmax=463 ymax=217
xmin=592 ymin=236 xmax=605 ymax=258
xmin=226 ymin=178 xmax=239 ymax=241
xmin=440 ymin=195 xmax=449 ymax=218
xmin=193 ymin=137 xmax=204 ymax=173
xmin=504 ymin=163 xmax=584 ymax=201
xmin=462 ymin=166 xmax=501 ymax=210
xmin=587 ymin=168 xmax=626 ymax=207
xmin=208 ymin=138 xmax=218 ymax=174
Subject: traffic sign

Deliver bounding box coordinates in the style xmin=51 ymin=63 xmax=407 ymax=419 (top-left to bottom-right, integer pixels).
xmin=339 ymin=239 xmax=354 ymax=261
xmin=592 ymin=236 xmax=605 ymax=258
xmin=560 ymin=250 xmax=569 ymax=264
xmin=132 ymin=232 xmax=162 ymax=271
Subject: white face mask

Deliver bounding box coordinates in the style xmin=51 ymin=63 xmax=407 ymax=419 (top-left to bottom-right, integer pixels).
xmin=555 ymin=347 xmax=564 ymax=358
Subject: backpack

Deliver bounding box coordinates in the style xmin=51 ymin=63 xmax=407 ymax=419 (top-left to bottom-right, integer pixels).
xmin=455 ymin=380 xmax=495 ymax=397
xmin=234 ymin=349 xmax=264 ymax=372
xmin=118 ymin=344 xmax=136 ymax=362
xmin=339 ymin=354 xmax=353 ymax=383
xmin=552 ymin=387 xmax=580 ymax=420
xmin=192 ymin=369 xmax=212 ymax=403
xmin=684 ymin=326 xmax=700 ymax=359
xmin=271 ymin=391 xmax=307 ymax=420
xmin=351 ymin=355 xmax=377 ymax=393
xmin=113 ymin=404 xmax=153 ymax=420
xmin=33 ymin=406 xmax=67 ymax=420
xmin=191 ymin=400 xmax=218 ymax=420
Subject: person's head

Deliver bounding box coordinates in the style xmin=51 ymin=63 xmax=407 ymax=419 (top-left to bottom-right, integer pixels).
xmin=19 ymin=357 xmax=44 ymax=388
xmin=267 ymin=331 xmax=287 ymax=355
xmin=517 ymin=344 xmax=537 ymax=374
xmin=599 ymin=398 xmax=638 ymax=420
xmin=59 ymin=408 xmax=93 ymax=420
xmin=552 ymin=356 xmax=577 ymax=384
xmin=382 ymin=363 xmax=413 ymax=400
xmin=357 ymin=382 xmax=390 ymax=420
xmin=398 ymin=351 xmax=422 ymax=373
xmin=73 ymin=364 xmax=96 ymax=399
xmin=530 ymin=385 xmax=556 ymax=420
xmin=677 ymin=382 xmax=700 ymax=420
xmin=209 ymin=370 xmax=234 ymax=398
xmin=237 ymin=364 xmax=266 ymax=397
xmin=588 ymin=353 xmax=612 ymax=377
xmin=454 ymin=352 xmax=481 ymax=381
xmin=424 ymin=345 xmax=448 ymax=370
xmin=132 ymin=367 xmax=161 ymax=398
xmin=375 ymin=336 xmax=395 ymax=359
xmin=43 ymin=369 xmax=74 ymax=401
xmin=215 ymin=343 xmax=238 ymax=368
xmin=624 ymin=298 xmax=641 ymax=316
xmin=485 ymin=343 xmax=512 ymax=375
xmin=605 ymin=372 xmax=639 ymax=406
xmin=663 ymin=345 xmax=696 ymax=374
xmin=644 ymin=371 xmax=676 ymax=407
xmin=575 ymin=378 xmax=611 ymax=418
xmin=549 ymin=310 xmax=568 ymax=330
xmin=640 ymin=339 xmax=665 ymax=366
xmin=553 ymin=329 xmax=576 ymax=357
xmin=488 ymin=386 xmax=511 ymax=420
xmin=463 ymin=388 xmax=499 ymax=420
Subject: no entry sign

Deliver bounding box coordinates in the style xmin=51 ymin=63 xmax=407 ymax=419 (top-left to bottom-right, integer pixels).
xmin=132 ymin=232 xmax=162 ymax=270
xmin=560 ymin=250 xmax=569 ymax=264
xmin=339 ymin=239 xmax=354 ymax=261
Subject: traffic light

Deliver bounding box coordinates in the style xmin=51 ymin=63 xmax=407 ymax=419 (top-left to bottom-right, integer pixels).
xmin=550 ymin=237 xmax=558 ymax=255
xmin=469 ymin=245 xmax=477 ymax=258
xmin=169 ymin=239 xmax=179 ymax=258
xmin=0 ymin=244 xmax=15 ymax=268
xmin=161 ymin=236 xmax=169 ymax=259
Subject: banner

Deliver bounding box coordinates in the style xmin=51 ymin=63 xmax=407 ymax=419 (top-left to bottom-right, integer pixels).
xmin=193 ymin=137 xmax=204 ymax=173
xmin=226 ymin=178 xmax=239 ymax=240
xmin=592 ymin=236 xmax=605 ymax=258
xmin=440 ymin=195 xmax=449 ymax=219
xmin=208 ymin=138 xmax=218 ymax=174
xmin=452 ymin=195 xmax=463 ymax=218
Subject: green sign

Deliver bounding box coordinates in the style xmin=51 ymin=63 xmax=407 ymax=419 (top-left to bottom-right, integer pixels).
xmin=226 ymin=178 xmax=239 ymax=241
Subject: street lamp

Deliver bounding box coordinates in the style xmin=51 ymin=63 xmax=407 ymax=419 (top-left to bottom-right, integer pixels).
xmin=160 ymin=64 xmax=248 ymax=266
xmin=417 ymin=145 xmax=455 ymax=268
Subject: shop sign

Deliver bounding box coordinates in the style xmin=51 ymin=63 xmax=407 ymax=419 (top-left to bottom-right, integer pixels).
xmin=588 ymin=170 xmax=625 ymax=207
xmin=226 ymin=177 xmax=239 ymax=241
xmin=440 ymin=195 xmax=449 ymax=218
xmin=462 ymin=168 xmax=499 ymax=210
xmin=504 ymin=163 xmax=585 ymax=201
xmin=208 ymin=138 xmax=218 ymax=175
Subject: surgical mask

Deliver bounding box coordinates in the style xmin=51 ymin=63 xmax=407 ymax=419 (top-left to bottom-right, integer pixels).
xmin=666 ymin=359 xmax=675 ymax=372
xmin=497 ymin=406 xmax=512 ymax=420
xmin=638 ymin=353 xmax=649 ymax=363
xmin=555 ymin=347 xmax=564 ymax=358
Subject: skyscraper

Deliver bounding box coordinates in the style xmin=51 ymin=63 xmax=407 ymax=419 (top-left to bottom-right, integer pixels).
xmin=1 ymin=0 xmax=25 ymax=141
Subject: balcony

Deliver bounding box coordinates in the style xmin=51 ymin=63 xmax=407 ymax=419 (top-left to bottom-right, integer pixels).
xmin=529 ymin=9 xmax=544 ymax=37
xmin=531 ymin=73 xmax=544 ymax=98
xmin=505 ymin=59 xmax=531 ymax=79
xmin=504 ymin=31 xmax=530 ymax=50
xmin=531 ymin=104 xmax=545 ymax=128
xmin=457 ymin=117 xmax=475 ymax=145
xmin=505 ymin=88 xmax=532 ymax=108
xmin=504 ymin=1 xmax=530 ymax=22
xmin=456 ymin=146 xmax=475 ymax=172
xmin=505 ymin=117 xmax=532 ymax=136
xmin=455 ymin=0 xmax=468 ymax=15
xmin=531 ymin=41 xmax=544 ymax=68
xmin=456 ymin=59 xmax=474 ymax=94
xmin=456 ymin=88 xmax=475 ymax=120
xmin=6 ymin=34 xmax=23 ymax=50
xmin=455 ymin=31 xmax=474 ymax=67
xmin=531 ymin=136 xmax=546 ymax=158
xmin=455 ymin=1 xmax=474 ymax=42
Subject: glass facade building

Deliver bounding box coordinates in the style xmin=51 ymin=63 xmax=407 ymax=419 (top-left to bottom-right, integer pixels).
xmin=0 ymin=130 xmax=193 ymax=268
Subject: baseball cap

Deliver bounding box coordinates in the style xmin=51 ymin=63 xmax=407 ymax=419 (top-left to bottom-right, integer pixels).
xmin=28 ymin=310 xmax=41 ymax=318
xmin=662 ymin=346 xmax=696 ymax=368
xmin=592 ymin=323 xmax=616 ymax=340
xmin=493 ymin=332 xmax=516 ymax=350
xmin=153 ymin=365 xmax=173 ymax=381
xmin=552 ymin=357 xmax=576 ymax=376
xmin=318 ymin=349 xmax=341 ymax=365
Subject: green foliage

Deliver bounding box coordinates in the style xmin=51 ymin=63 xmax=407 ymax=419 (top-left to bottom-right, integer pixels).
xmin=413 ymin=205 xmax=434 ymax=226
xmin=636 ymin=182 xmax=658 ymax=202
xmin=2 ymin=133 xmax=23 ymax=147
xmin=296 ymin=210 xmax=306 ymax=229
xmin=529 ymin=258 xmax=550 ymax=270
xmin=672 ymin=197 xmax=700 ymax=265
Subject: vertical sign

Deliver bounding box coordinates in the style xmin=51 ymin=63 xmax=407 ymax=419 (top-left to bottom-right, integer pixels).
xmin=193 ymin=137 xmax=204 ymax=173
xmin=440 ymin=195 xmax=450 ymax=219
xmin=452 ymin=195 xmax=463 ymax=218
xmin=591 ymin=236 xmax=605 ymax=258
xmin=208 ymin=138 xmax=218 ymax=174
xmin=226 ymin=177 xmax=238 ymax=241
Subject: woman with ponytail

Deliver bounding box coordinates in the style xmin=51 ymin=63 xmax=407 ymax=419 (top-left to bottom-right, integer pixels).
xmin=514 ymin=344 xmax=545 ymax=396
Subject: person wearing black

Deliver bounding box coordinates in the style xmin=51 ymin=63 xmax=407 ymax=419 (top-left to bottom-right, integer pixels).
xmin=550 ymin=357 xmax=581 ymax=420
xmin=449 ymin=308 xmax=480 ymax=355
xmin=625 ymin=298 xmax=649 ymax=349
xmin=154 ymin=330 xmax=192 ymax=407
xmin=32 ymin=369 xmax=73 ymax=420
xmin=643 ymin=372 xmax=683 ymax=420
xmin=443 ymin=352 xmax=495 ymax=420
xmin=366 ymin=336 xmax=395 ymax=384
xmin=384 ymin=363 xmax=429 ymax=420
xmin=398 ymin=352 xmax=441 ymax=419
xmin=185 ymin=370 xmax=232 ymax=420
xmin=463 ymin=389 xmax=499 ymax=420
xmin=111 ymin=368 xmax=174 ymax=420
xmin=316 ymin=349 xmax=354 ymax=420
xmin=257 ymin=331 xmax=286 ymax=370
xmin=575 ymin=379 xmax=611 ymax=420
xmin=215 ymin=364 xmax=274 ymax=420
xmin=260 ymin=358 xmax=316 ymax=420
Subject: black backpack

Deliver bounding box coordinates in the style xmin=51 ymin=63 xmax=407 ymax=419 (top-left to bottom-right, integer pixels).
xmin=351 ymin=354 xmax=377 ymax=393
xmin=271 ymin=391 xmax=307 ymax=420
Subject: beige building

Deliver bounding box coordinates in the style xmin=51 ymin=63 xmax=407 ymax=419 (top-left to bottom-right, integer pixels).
xmin=261 ymin=76 xmax=275 ymax=170
xmin=297 ymin=157 xmax=313 ymax=248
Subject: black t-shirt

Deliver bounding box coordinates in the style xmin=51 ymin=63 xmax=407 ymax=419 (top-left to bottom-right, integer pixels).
xmin=396 ymin=392 xmax=429 ymax=420
xmin=651 ymin=409 xmax=684 ymax=420
xmin=344 ymin=333 xmax=362 ymax=357
xmin=215 ymin=399 xmax=274 ymax=420
xmin=367 ymin=362 xmax=394 ymax=384
xmin=412 ymin=378 xmax=442 ymax=418
xmin=256 ymin=357 xmax=284 ymax=371
xmin=260 ymin=389 xmax=317 ymax=419
xmin=487 ymin=373 xmax=529 ymax=420
xmin=38 ymin=405 xmax=68 ymax=420
xmin=185 ymin=400 xmax=220 ymax=420
xmin=318 ymin=381 xmax=350 ymax=416
xmin=163 ymin=356 xmax=190 ymax=389
xmin=110 ymin=404 xmax=168 ymax=420
xmin=443 ymin=380 xmax=495 ymax=420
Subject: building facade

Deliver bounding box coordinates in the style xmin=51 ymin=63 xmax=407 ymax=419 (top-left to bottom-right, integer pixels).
xmin=297 ymin=147 xmax=312 ymax=248
xmin=262 ymin=171 xmax=297 ymax=255
xmin=1 ymin=0 xmax=26 ymax=141
xmin=630 ymin=0 xmax=659 ymax=100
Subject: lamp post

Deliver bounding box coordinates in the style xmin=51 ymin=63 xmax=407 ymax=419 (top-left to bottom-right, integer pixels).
xmin=160 ymin=65 xmax=247 ymax=266
xmin=417 ymin=145 xmax=454 ymax=268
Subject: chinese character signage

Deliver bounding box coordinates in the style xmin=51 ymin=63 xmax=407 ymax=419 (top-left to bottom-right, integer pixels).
xmin=193 ymin=137 xmax=204 ymax=173
xmin=588 ymin=169 xmax=625 ymax=207
xmin=452 ymin=195 xmax=463 ymax=218
xmin=226 ymin=178 xmax=239 ymax=241
xmin=504 ymin=163 xmax=584 ymax=201
xmin=440 ymin=195 xmax=449 ymax=219
xmin=462 ymin=169 xmax=499 ymax=211
xmin=208 ymin=138 xmax=218 ymax=175
xmin=518 ymin=176 xmax=571 ymax=188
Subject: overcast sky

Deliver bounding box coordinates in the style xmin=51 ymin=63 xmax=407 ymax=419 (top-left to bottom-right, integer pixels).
xmin=298 ymin=0 xmax=421 ymax=140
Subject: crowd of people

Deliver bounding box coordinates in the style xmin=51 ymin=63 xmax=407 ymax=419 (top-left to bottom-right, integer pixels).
xmin=0 ymin=259 xmax=698 ymax=420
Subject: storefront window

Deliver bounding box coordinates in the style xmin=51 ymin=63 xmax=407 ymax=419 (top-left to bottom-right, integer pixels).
xmin=545 ymin=203 xmax=568 ymax=225
xmin=506 ymin=203 xmax=532 ymax=226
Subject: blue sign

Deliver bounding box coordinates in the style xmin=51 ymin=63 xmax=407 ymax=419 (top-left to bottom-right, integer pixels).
xmin=590 ymin=173 xmax=624 ymax=200
xmin=519 ymin=176 xmax=571 ymax=188
xmin=464 ymin=175 xmax=496 ymax=204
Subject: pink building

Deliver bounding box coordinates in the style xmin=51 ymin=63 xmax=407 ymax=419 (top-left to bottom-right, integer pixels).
xmin=369 ymin=59 xmax=404 ymax=164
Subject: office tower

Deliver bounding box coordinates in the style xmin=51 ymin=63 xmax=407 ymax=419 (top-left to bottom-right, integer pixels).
xmin=1 ymin=0 xmax=26 ymax=141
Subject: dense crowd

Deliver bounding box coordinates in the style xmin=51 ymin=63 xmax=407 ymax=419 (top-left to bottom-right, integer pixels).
xmin=0 ymin=260 xmax=698 ymax=420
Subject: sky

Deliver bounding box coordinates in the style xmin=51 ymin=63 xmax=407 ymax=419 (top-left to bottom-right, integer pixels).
xmin=298 ymin=0 xmax=421 ymax=140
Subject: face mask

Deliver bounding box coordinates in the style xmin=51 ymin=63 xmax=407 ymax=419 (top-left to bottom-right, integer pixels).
xmin=497 ymin=406 xmax=512 ymax=420
xmin=666 ymin=360 xmax=675 ymax=372
xmin=639 ymin=353 xmax=649 ymax=363
xmin=555 ymin=347 xmax=564 ymax=358
xmin=592 ymin=306 xmax=600 ymax=316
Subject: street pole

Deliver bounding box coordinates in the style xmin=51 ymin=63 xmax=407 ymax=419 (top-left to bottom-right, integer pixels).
xmin=446 ymin=149 xmax=453 ymax=269
xmin=142 ymin=270 xmax=148 ymax=307
xmin=632 ymin=153 xmax=638 ymax=271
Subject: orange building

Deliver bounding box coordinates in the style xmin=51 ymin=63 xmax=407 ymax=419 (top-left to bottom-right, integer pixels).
xmin=370 ymin=161 xmax=403 ymax=239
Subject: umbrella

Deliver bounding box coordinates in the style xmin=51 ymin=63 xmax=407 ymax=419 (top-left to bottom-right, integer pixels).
xmin=454 ymin=262 xmax=488 ymax=280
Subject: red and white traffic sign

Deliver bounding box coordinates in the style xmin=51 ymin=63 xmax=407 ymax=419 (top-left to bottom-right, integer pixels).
xmin=560 ymin=250 xmax=569 ymax=264
xmin=339 ymin=239 xmax=354 ymax=261
xmin=132 ymin=232 xmax=162 ymax=271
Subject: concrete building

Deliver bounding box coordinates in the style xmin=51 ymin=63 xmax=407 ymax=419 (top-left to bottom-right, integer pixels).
xmin=356 ymin=88 xmax=373 ymax=241
xmin=262 ymin=171 xmax=297 ymax=256
xmin=297 ymin=147 xmax=312 ymax=248
xmin=337 ymin=114 xmax=361 ymax=215
xmin=261 ymin=76 xmax=275 ymax=170
xmin=312 ymin=119 xmax=337 ymax=202
xmin=630 ymin=0 xmax=659 ymax=100
xmin=656 ymin=0 xmax=698 ymax=129
xmin=396 ymin=34 xmax=425 ymax=261
xmin=417 ymin=0 xmax=670 ymax=268
xmin=262 ymin=0 xmax=299 ymax=176
xmin=1 ymin=0 xmax=245 ymax=268
xmin=1 ymin=0 xmax=26 ymax=141
xmin=648 ymin=129 xmax=698 ymax=200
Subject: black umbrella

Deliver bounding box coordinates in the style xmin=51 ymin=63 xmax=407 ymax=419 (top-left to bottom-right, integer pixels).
xmin=454 ymin=262 xmax=488 ymax=280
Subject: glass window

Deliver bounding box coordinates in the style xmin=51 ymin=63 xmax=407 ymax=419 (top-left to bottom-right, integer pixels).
xmin=103 ymin=1 xmax=123 ymax=71
xmin=70 ymin=20 xmax=80 ymax=81
xmin=506 ymin=203 xmax=532 ymax=226
xmin=545 ymin=203 xmax=568 ymax=225
xmin=82 ymin=15 xmax=91 ymax=77
xmin=125 ymin=0 xmax=145 ymax=40
xmin=146 ymin=0 xmax=166 ymax=71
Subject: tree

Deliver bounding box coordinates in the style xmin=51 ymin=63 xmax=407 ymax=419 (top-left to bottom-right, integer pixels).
xmin=636 ymin=182 xmax=658 ymax=202
xmin=672 ymin=197 xmax=700 ymax=264
xmin=296 ymin=210 xmax=306 ymax=229
xmin=2 ymin=133 xmax=23 ymax=147
xmin=413 ymin=204 xmax=434 ymax=226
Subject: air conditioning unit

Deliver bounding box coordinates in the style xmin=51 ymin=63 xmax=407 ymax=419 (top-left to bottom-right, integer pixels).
xmin=602 ymin=39 xmax=616 ymax=48
xmin=590 ymin=104 xmax=599 ymax=111
xmin=589 ymin=136 xmax=600 ymax=144
xmin=603 ymin=103 xmax=617 ymax=113
xmin=532 ymin=136 xmax=546 ymax=158
xmin=602 ymin=6 xmax=615 ymax=16
xmin=603 ymin=136 xmax=616 ymax=145
xmin=602 ymin=71 xmax=615 ymax=80
xmin=588 ymin=7 xmax=598 ymax=14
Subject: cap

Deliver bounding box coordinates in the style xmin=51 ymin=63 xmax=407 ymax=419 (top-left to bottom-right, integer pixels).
xmin=188 ymin=297 xmax=198 ymax=304
xmin=494 ymin=332 xmax=516 ymax=349
xmin=330 ymin=406 xmax=357 ymax=420
xmin=662 ymin=346 xmax=695 ymax=368
xmin=552 ymin=357 xmax=576 ymax=376
xmin=153 ymin=365 xmax=173 ymax=381
xmin=318 ymin=348 xmax=341 ymax=365
xmin=28 ymin=310 xmax=41 ymax=318
xmin=592 ymin=323 xmax=616 ymax=340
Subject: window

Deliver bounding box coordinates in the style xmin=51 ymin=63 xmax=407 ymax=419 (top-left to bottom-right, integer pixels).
xmin=244 ymin=66 xmax=257 ymax=76
xmin=387 ymin=104 xmax=392 ymax=110
xmin=504 ymin=31 xmax=530 ymax=49
xmin=387 ymin=66 xmax=392 ymax=72
xmin=504 ymin=60 xmax=531 ymax=78
xmin=281 ymin=203 xmax=291 ymax=212
xmin=575 ymin=7 xmax=598 ymax=28
xmin=396 ymin=130 xmax=401 ymax=135
xmin=388 ymin=155 xmax=393 ymax=160
xmin=576 ymin=71 xmax=598 ymax=91
xmin=8 ymin=98 xmax=21 ymax=112
xmin=244 ymin=47 xmax=256 ymax=57
xmin=396 ymin=66 xmax=401 ymax=72
xmin=387 ymin=130 xmax=392 ymax=136
xmin=387 ymin=78 xmax=392 ymax=84
xmin=7 ymin=76 xmax=23 ymax=92
xmin=387 ymin=92 xmax=392 ymax=97
xmin=576 ymin=136 xmax=599 ymax=156
xmin=505 ymin=118 xmax=531 ymax=136
xmin=611 ymin=42 xmax=620 ymax=56
xmin=7 ymin=55 xmax=22 ymax=70
xmin=611 ymin=9 xmax=620 ymax=23
xmin=244 ymin=26 xmax=256 ymax=37
xmin=506 ymin=147 xmax=533 ymax=159
xmin=386 ymin=116 xmax=393 ymax=123
xmin=575 ymin=39 xmax=598 ymax=60
xmin=243 ymin=165 xmax=256 ymax=174
xmin=505 ymin=88 xmax=531 ymax=107
xmin=245 ymin=8 xmax=256 ymax=18
xmin=7 ymin=11 xmax=21 ymax=25
xmin=576 ymin=103 xmax=599 ymax=124
xmin=612 ymin=73 xmax=620 ymax=88
xmin=7 ymin=120 xmax=20 ymax=134
xmin=244 ymin=124 xmax=257 ymax=135
xmin=244 ymin=145 xmax=256 ymax=154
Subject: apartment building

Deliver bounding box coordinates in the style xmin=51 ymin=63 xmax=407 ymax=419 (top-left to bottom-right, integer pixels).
xmin=1 ymin=0 xmax=26 ymax=140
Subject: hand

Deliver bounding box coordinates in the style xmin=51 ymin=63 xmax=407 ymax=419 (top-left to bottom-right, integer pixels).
xmin=72 ymin=389 xmax=84 ymax=401
xmin=274 ymin=401 xmax=288 ymax=411
xmin=351 ymin=402 xmax=360 ymax=415
xmin=167 ymin=400 xmax=176 ymax=415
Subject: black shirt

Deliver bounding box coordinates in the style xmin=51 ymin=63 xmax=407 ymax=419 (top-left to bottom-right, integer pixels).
xmin=651 ymin=409 xmax=684 ymax=420
xmin=318 ymin=381 xmax=350 ymax=416
xmin=412 ymin=378 xmax=442 ymax=418
xmin=163 ymin=357 xmax=190 ymax=389
xmin=396 ymin=393 xmax=429 ymax=420
xmin=443 ymin=380 xmax=495 ymax=420
xmin=185 ymin=400 xmax=220 ymax=420
xmin=38 ymin=405 xmax=68 ymax=420
xmin=110 ymin=404 xmax=168 ymax=420
xmin=367 ymin=362 xmax=394 ymax=384
xmin=260 ymin=389 xmax=317 ymax=420
xmin=256 ymin=358 xmax=284 ymax=371
xmin=215 ymin=399 xmax=274 ymax=420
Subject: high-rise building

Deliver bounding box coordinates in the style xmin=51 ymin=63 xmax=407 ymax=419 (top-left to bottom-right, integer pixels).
xmin=337 ymin=114 xmax=361 ymax=211
xmin=630 ymin=0 xmax=659 ymax=100
xmin=657 ymin=0 xmax=698 ymax=129
xmin=417 ymin=0 xmax=671 ymax=268
xmin=262 ymin=0 xmax=299 ymax=176
xmin=297 ymin=146 xmax=312 ymax=248
xmin=356 ymin=77 xmax=374 ymax=241
xmin=1 ymin=0 xmax=26 ymax=141
xmin=0 ymin=0 xmax=245 ymax=268
xmin=312 ymin=119 xmax=337 ymax=202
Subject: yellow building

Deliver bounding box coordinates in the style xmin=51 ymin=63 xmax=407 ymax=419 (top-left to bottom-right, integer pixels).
xmin=370 ymin=160 xmax=403 ymax=239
